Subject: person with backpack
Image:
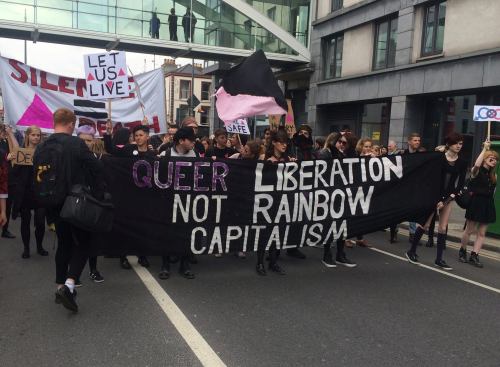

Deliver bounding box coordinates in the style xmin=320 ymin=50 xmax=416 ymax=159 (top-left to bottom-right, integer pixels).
xmin=33 ymin=108 xmax=105 ymax=313
xmin=6 ymin=125 xmax=49 ymax=258
xmin=157 ymin=127 xmax=198 ymax=279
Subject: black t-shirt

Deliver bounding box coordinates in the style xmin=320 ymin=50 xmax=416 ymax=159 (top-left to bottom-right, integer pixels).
xmin=206 ymin=146 xmax=236 ymax=159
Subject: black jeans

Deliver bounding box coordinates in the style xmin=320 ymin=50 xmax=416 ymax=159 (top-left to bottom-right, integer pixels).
xmin=54 ymin=217 xmax=91 ymax=284
xmin=20 ymin=207 xmax=45 ymax=251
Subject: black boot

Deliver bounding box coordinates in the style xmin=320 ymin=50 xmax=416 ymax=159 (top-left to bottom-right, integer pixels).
xmin=37 ymin=243 xmax=49 ymax=256
xmin=459 ymin=247 xmax=467 ymax=263
xmin=21 ymin=246 xmax=30 ymax=259
xmin=425 ymin=235 xmax=434 ymax=248
xmin=469 ymin=252 xmax=483 ymax=268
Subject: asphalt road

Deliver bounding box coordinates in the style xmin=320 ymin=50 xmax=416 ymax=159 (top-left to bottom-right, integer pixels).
xmin=1 ymin=220 xmax=499 ymax=367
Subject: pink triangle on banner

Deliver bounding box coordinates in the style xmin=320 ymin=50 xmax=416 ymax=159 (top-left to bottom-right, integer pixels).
xmin=106 ymin=80 xmax=114 ymax=89
xmin=118 ymin=68 xmax=126 ymax=76
xmin=87 ymin=73 xmax=95 ymax=81
xmin=17 ymin=94 xmax=53 ymax=129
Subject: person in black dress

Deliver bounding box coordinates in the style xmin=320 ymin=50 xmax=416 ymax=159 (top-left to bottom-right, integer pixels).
xmin=6 ymin=125 xmax=48 ymax=258
xmin=168 ymin=8 xmax=178 ymax=41
xmin=406 ymin=133 xmax=467 ymax=270
xmin=460 ymin=140 xmax=498 ymax=268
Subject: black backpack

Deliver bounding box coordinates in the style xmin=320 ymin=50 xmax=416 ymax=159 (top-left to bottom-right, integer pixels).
xmin=33 ymin=137 xmax=69 ymax=208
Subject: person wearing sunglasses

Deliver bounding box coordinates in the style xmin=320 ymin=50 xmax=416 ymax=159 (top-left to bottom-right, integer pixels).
xmin=317 ymin=131 xmax=358 ymax=268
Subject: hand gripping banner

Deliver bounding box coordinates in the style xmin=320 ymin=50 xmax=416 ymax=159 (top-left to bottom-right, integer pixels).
xmin=90 ymin=153 xmax=443 ymax=256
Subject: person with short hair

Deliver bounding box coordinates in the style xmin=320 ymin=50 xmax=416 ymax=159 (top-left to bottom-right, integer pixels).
xmin=206 ymin=129 xmax=236 ymax=159
xmin=41 ymin=108 xmax=105 ymax=312
xmin=460 ymin=141 xmax=498 ymax=268
xmin=406 ymin=133 xmax=467 ymax=270
xmin=404 ymin=133 xmax=423 ymax=243
xmin=158 ymin=127 xmax=197 ymax=279
xmin=168 ymin=8 xmax=178 ymax=41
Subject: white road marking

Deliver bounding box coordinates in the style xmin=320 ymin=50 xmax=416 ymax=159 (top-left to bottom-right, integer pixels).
xmin=130 ymin=259 xmax=227 ymax=367
xmin=369 ymin=247 xmax=500 ymax=295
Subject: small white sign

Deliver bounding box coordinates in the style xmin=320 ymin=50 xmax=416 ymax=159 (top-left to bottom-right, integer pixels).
xmin=225 ymin=118 xmax=250 ymax=135
xmin=473 ymin=105 xmax=500 ymax=121
xmin=84 ymin=51 xmax=128 ymax=99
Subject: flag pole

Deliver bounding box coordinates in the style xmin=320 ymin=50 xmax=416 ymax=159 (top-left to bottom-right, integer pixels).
xmin=487 ymin=120 xmax=491 ymax=141
xmin=107 ymin=98 xmax=112 ymax=122
xmin=127 ymin=66 xmax=146 ymax=119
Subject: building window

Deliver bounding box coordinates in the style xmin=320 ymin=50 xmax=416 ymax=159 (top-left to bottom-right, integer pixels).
xmin=176 ymin=104 xmax=190 ymax=124
xmin=332 ymin=0 xmax=343 ymax=12
xmin=422 ymin=1 xmax=446 ymax=56
xmin=200 ymin=107 xmax=210 ymax=126
xmin=179 ymin=80 xmax=191 ymax=100
xmin=323 ymin=34 xmax=343 ymax=79
xmin=201 ymin=82 xmax=211 ymax=101
xmin=266 ymin=7 xmax=277 ymax=43
xmin=463 ymin=97 xmax=469 ymax=110
xmin=373 ymin=16 xmax=398 ymax=70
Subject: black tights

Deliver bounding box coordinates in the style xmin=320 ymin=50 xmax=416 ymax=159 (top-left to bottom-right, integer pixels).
xmin=20 ymin=207 xmax=45 ymax=251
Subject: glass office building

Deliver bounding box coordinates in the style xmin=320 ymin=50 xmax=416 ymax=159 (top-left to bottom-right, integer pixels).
xmin=0 ymin=0 xmax=310 ymax=61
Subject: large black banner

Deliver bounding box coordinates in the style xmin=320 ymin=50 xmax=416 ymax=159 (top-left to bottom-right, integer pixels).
xmin=90 ymin=153 xmax=443 ymax=256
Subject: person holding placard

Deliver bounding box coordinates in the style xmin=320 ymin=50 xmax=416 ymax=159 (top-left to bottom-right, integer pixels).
xmin=460 ymin=141 xmax=498 ymax=268
xmin=6 ymin=125 xmax=49 ymax=258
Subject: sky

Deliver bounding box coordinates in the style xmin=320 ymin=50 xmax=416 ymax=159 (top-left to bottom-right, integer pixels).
xmin=0 ymin=37 xmax=190 ymax=77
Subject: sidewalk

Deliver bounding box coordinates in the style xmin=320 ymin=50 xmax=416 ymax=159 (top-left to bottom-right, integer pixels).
xmin=399 ymin=203 xmax=500 ymax=254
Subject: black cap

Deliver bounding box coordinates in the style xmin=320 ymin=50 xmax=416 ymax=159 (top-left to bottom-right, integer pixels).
xmin=174 ymin=127 xmax=196 ymax=143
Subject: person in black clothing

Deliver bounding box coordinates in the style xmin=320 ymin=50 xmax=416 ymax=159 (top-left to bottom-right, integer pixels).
xmin=181 ymin=116 xmax=205 ymax=156
xmin=42 ymin=108 xmax=105 ymax=312
xmin=206 ymin=129 xmax=236 ymax=159
xmin=406 ymin=133 xmax=467 ymax=270
xmin=317 ymin=131 xmax=358 ymax=268
xmin=149 ymin=11 xmax=160 ymax=39
xmin=104 ymin=121 xmax=153 ymax=268
xmin=460 ymin=141 xmax=498 ymax=268
xmin=168 ymin=8 xmax=178 ymax=41
xmin=0 ymin=125 xmax=15 ymax=239
xmin=182 ymin=7 xmax=197 ymax=42
xmin=292 ymin=125 xmax=314 ymax=160
xmin=6 ymin=125 xmax=48 ymax=258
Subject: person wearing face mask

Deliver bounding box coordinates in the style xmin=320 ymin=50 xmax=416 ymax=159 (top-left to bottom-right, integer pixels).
xmin=6 ymin=125 xmax=49 ymax=258
xmin=460 ymin=140 xmax=498 ymax=268
xmin=406 ymin=133 xmax=467 ymax=270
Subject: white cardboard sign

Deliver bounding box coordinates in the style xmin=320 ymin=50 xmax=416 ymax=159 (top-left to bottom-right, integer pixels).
xmin=84 ymin=51 xmax=128 ymax=99
xmin=473 ymin=105 xmax=500 ymax=121
xmin=225 ymin=118 xmax=250 ymax=135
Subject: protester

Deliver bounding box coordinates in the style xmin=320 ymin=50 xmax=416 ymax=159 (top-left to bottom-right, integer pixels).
xmin=460 ymin=140 xmax=498 ymax=268
xmin=406 ymin=133 xmax=467 ymax=270
xmin=387 ymin=140 xmax=400 ymax=155
xmin=76 ymin=125 xmax=104 ymax=283
xmin=404 ymin=133 xmax=423 ymax=244
xmin=104 ymin=121 xmax=151 ymax=269
xmin=180 ymin=116 xmax=205 ymax=156
xmin=158 ymin=127 xmax=198 ymax=279
xmin=35 ymin=108 xmax=105 ymax=312
xmin=206 ymin=129 xmax=236 ymax=158
xmin=292 ymin=124 xmax=314 ymax=160
xmin=0 ymin=124 xmax=15 ymax=239
xmin=355 ymin=138 xmax=373 ymax=157
xmin=0 ymin=144 xmax=8 ymax=228
xmin=313 ymin=137 xmax=325 ymax=158
xmin=6 ymin=125 xmax=48 ymax=258
xmin=168 ymin=8 xmax=178 ymax=41
xmin=317 ymin=131 xmax=358 ymax=268
xmin=256 ymin=129 xmax=293 ymax=275
xmin=200 ymin=136 xmax=210 ymax=155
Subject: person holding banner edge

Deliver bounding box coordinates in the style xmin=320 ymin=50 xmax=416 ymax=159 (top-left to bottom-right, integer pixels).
xmin=405 ymin=133 xmax=467 ymax=270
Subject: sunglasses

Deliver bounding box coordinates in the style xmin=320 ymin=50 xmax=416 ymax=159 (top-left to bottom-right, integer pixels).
xmin=338 ymin=140 xmax=347 ymax=145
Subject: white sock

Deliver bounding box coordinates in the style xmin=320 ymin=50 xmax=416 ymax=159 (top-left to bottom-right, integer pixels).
xmin=65 ymin=280 xmax=75 ymax=293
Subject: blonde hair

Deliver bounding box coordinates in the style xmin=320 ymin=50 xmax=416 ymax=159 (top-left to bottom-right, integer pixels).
xmin=323 ymin=133 xmax=338 ymax=150
xmin=24 ymin=125 xmax=42 ymax=148
xmin=356 ymin=138 xmax=373 ymax=154
xmin=484 ymin=150 xmax=499 ymax=185
xmin=89 ymin=139 xmax=107 ymax=157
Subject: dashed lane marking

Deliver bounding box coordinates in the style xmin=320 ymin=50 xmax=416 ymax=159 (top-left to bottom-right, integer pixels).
xmin=130 ymin=258 xmax=227 ymax=367
xmin=369 ymin=247 xmax=500 ymax=295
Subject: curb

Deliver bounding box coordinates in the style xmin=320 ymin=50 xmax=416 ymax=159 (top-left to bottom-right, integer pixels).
xmin=398 ymin=224 xmax=500 ymax=254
